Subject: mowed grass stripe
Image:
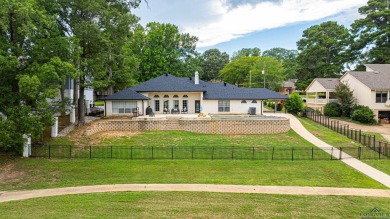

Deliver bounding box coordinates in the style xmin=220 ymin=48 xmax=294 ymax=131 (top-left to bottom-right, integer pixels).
xmin=0 ymin=192 xmax=389 ymax=218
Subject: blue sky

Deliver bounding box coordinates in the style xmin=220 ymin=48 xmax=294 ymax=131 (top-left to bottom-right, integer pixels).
xmin=133 ymin=0 xmax=366 ymax=55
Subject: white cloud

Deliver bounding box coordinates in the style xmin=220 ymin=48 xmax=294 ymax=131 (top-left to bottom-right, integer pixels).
xmin=134 ymin=0 xmax=367 ymax=48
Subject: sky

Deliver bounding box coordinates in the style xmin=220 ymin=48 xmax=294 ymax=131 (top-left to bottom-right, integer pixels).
xmin=133 ymin=0 xmax=367 ymax=56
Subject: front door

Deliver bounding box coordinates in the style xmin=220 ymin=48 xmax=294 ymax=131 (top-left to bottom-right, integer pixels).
xmin=195 ymin=100 xmax=200 ymax=113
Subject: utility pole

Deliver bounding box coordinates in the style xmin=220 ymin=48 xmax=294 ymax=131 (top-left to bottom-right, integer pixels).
xmin=262 ymin=64 xmax=266 ymax=88
xmin=249 ymin=70 xmax=252 ymax=88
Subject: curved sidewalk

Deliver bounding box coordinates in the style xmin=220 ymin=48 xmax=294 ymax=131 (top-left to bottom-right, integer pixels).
xmin=0 ymin=184 xmax=390 ymax=203
xmin=267 ymin=113 xmax=390 ymax=188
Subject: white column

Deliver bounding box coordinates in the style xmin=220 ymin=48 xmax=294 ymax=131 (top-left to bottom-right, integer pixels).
xmin=70 ymin=105 xmax=76 ymax=124
xmin=51 ymin=117 xmax=58 ymax=137
xmin=22 ymin=134 xmax=31 ymax=157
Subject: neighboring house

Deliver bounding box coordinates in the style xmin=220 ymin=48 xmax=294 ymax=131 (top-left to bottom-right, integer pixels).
xmin=102 ymin=72 xmax=287 ymax=116
xmin=280 ymin=79 xmax=298 ymax=95
xmin=340 ymin=64 xmax=390 ymax=121
xmin=305 ymin=78 xmax=339 ymax=111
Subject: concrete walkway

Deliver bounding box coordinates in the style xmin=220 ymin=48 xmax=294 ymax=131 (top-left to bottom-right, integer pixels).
xmin=266 ymin=113 xmax=390 ymax=188
xmin=0 ymin=184 xmax=389 ymax=203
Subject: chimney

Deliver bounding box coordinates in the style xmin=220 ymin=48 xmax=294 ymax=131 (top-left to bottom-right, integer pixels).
xmin=195 ymin=71 xmax=199 ymax=85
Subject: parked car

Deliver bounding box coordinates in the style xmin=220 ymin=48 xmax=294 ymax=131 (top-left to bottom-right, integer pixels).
xmin=88 ymin=107 xmax=104 ymax=116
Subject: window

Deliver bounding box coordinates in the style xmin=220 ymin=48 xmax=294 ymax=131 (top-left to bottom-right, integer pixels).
xmin=251 ymin=100 xmax=257 ymax=103
xmin=241 ymin=100 xmax=247 ymax=103
xmin=155 ymin=100 xmax=160 ymax=111
xmin=154 ymin=95 xmax=159 ymax=98
xmin=173 ymin=100 xmax=179 ymax=109
xmin=164 ymin=95 xmax=169 ymax=98
xmin=218 ymin=100 xmax=230 ymax=112
xmin=163 ymin=100 xmax=169 ymax=111
xmin=376 ymin=91 xmax=388 ymax=103
xmin=112 ymin=101 xmax=137 ymax=114
xmin=183 ymin=95 xmax=188 ymax=98
xmin=182 ymin=100 xmax=188 ymax=110
xmin=173 ymin=95 xmax=179 ymax=98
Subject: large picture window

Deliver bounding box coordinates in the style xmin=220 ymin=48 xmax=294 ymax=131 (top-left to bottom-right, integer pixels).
xmin=163 ymin=100 xmax=169 ymax=111
xmin=182 ymin=100 xmax=188 ymax=110
xmin=112 ymin=101 xmax=137 ymax=114
xmin=155 ymin=100 xmax=160 ymax=111
xmin=218 ymin=100 xmax=230 ymax=112
xmin=376 ymin=91 xmax=388 ymax=103
xmin=173 ymin=100 xmax=179 ymax=109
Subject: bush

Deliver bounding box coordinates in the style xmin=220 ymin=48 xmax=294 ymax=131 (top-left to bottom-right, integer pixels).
xmin=350 ymin=106 xmax=376 ymax=124
xmin=276 ymin=103 xmax=283 ymax=111
xmin=285 ymin=93 xmax=304 ymax=114
xmin=323 ymin=102 xmax=342 ymax=117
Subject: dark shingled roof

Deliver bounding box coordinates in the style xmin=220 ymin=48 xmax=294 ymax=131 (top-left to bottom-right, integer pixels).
xmin=315 ymin=78 xmax=340 ymax=90
xmin=101 ymin=89 xmax=149 ymax=100
xmin=346 ymin=64 xmax=390 ymax=90
xmin=103 ymin=74 xmax=288 ymax=100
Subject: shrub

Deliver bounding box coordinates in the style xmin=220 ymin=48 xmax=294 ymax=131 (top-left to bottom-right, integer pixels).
xmin=285 ymin=93 xmax=304 ymax=114
xmin=323 ymin=102 xmax=342 ymax=117
xmin=350 ymin=106 xmax=376 ymax=124
xmin=276 ymin=103 xmax=283 ymax=111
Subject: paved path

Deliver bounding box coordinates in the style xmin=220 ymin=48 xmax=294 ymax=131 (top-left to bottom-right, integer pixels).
xmin=0 ymin=184 xmax=389 ymax=203
xmin=266 ymin=113 xmax=390 ymax=188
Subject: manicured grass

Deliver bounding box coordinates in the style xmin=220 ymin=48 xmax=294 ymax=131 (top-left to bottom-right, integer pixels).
xmin=98 ymin=130 xmax=313 ymax=148
xmin=363 ymin=160 xmax=390 ymax=175
xmin=1 ymin=192 xmax=389 ymax=218
xmin=0 ymin=157 xmax=385 ymax=191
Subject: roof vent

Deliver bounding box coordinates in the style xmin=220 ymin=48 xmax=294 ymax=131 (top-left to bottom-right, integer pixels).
xmin=224 ymin=82 xmax=227 ymax=86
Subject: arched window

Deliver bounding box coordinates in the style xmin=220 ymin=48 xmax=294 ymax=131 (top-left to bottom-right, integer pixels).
xmin=173 ymin=95 xmax=179 ymax=98
xmin=154 ymin=95 xmax=159 ymax=98
xmin=164 ymin=95 xmax=169 ymax=98
xmin=183 ymin=95 xmax=188 ymax=98
xmin=241 ymin=100 xmax=247 ymax=103
xmin=251 ymin=100 xmax=257 ymax=103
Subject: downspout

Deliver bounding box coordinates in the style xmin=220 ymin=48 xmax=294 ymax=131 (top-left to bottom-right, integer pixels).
xmin=142 ymin=100 xmax=144 ymax=116
xmin=260 ymin=100 xmax=263 ymax=115
xmin=104 ymin=100 xmax=106 ymax=117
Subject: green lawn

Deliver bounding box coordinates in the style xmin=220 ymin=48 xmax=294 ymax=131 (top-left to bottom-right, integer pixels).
xmin=0 ymin=157 xmax=385 ymax=191
xmin=363 ymin=160 xmax=390 ymax=175
xmin=0 ymin=192 xmax=389 ymax=218
xmin=94 ymin=100 xmax=104 ymax=106
xmin=97 ymin=130 xmax=312 ymax=148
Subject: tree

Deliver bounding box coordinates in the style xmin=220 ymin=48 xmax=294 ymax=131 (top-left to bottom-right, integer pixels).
xmin=335 ymin=83 xmax=356 ymax=117
xmin=262 ymin=47 xmax=299 ymax=79
xmin=130 ymin=22 xmax=199 ymax=82
xmin=199 ymin=49 xmax=229 ymax=81
xmin=231 ymin=47 xmax=261 ymax=61
xmin=296 ymin=21 xmax=351 ymax=81
xmin=351 ymin=0 xmax=390 ymax=64
xmin=285 ymin=93 xmax=304 ymax=114
xmin=220 ymin=56 xmax=286 ymax=91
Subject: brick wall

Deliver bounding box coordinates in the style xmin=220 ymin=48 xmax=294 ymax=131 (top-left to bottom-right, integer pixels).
xmin=84 ymin=118 xmax=290 ymax=135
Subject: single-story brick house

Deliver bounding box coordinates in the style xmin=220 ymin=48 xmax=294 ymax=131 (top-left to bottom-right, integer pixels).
xmin=102 ymin=72 xmax=287 ymax=116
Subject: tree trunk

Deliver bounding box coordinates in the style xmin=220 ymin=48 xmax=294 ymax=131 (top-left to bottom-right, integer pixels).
xmin=108 ymin=52 xmax=113 ymax=95
xmin=78 ymin=76 xmax=85 ymax=126
xmin=60 ymin=86 xmax=65 ymax=116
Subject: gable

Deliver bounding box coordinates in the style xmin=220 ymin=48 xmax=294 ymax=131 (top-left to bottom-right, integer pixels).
xmin=306 ymin=80 xmax=327 ymax=92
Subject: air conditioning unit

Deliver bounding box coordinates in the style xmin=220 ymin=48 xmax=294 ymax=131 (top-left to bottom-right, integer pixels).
xmin=385 ymin=100 xmax=390 ymax=107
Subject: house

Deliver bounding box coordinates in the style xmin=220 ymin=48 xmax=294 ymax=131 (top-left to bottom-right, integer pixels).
xmin=280 ymin=79 xmax=298 ymax=95
xmin=102 ymin=72 xmax=287 ymax=116
xmin=340 ymin=64 xmax=390 ymax=121
xmin=305 ymin=78 xmax=339 ymax=111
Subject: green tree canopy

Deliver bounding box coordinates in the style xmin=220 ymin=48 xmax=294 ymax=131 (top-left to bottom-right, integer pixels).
xmin=199 ymin=49 xmax=229 ymax=81
xmin=296 ymin=21 xmax=351 ymax=81
xmin=220 ymin=56 xmax=286 ymax=91
xmin=351 ymin=0 xmax=390 ymax=64
xmin=262 ymin=47 xmax=299 ymax=79
xmin=231 ymin=47 xmax=261 ymax=62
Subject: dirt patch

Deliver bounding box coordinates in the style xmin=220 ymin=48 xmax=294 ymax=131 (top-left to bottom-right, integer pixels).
xmin=310 ymin=131 xmax=321 ymax=137
xmin=0 ymin=160 xmax=26 ymax=185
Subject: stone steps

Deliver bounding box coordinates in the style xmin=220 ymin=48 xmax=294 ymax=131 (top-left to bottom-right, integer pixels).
xmin=163 ymin=117 xmax=183 ymax=131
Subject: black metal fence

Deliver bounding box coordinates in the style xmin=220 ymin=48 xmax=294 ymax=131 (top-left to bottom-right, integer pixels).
xmin=304 ymin=110 xmax=390 ymax=158
xmin=31 ymin=144 xmax=388 ymax=160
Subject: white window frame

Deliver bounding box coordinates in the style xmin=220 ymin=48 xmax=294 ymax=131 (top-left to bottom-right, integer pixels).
xmin=112 ymin=101 xmax=137 ymax=114
xmin=218 ymin=100 xmax=230 ymax=112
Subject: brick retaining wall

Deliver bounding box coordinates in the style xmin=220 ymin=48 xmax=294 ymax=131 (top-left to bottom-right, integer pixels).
xmin=84 ymin=118 xmax=290 ymax=135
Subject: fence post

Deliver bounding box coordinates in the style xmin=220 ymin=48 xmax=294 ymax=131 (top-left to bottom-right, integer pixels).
xmin=272 ymin=147 xmax=274 ymax=160
xmin=358 ymin=147 xmax=361 ymax=160
xmin=347 ymin=125 xmax=350 ymax=138
xmin=192 ymin=146 xmax=194 ymax=159
xmin=232 ymin=147 xmax=234 ymax=160
xmin=312 ymin=147 xmax=314 ymax=160
xmin=151 ymin=146 xmax=154 ymax=159
xmin=252 ymin=147 xmax=255 ymax=160
xmin=339 ymin=147 xmax=342 ymax=160
xmin=359 ymin=130 xmax=362 ymax=143
xmin=89 ymin=145 xmax=92 ymax=159
xmin=373 ymin=135 xmax=376 ymax=151
xmin=172 ymin=146 xmax=174 ymax=160
xmin=48 ymin=145 xmax=51 ymax=159
xmin=379 ymin=146 xmax=381 ymax=160
xmin=292 ymin=147 xmax=294 ymax=161
xmin=110 ymin=146 xmax=112 ymax=159
xmin=131 ymin=146 xmax=133 ymax=160
xmin=212 ymin=146 xmax=214 ymax=160
xmin=69 ymin=145 xmax=72 ymax=158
